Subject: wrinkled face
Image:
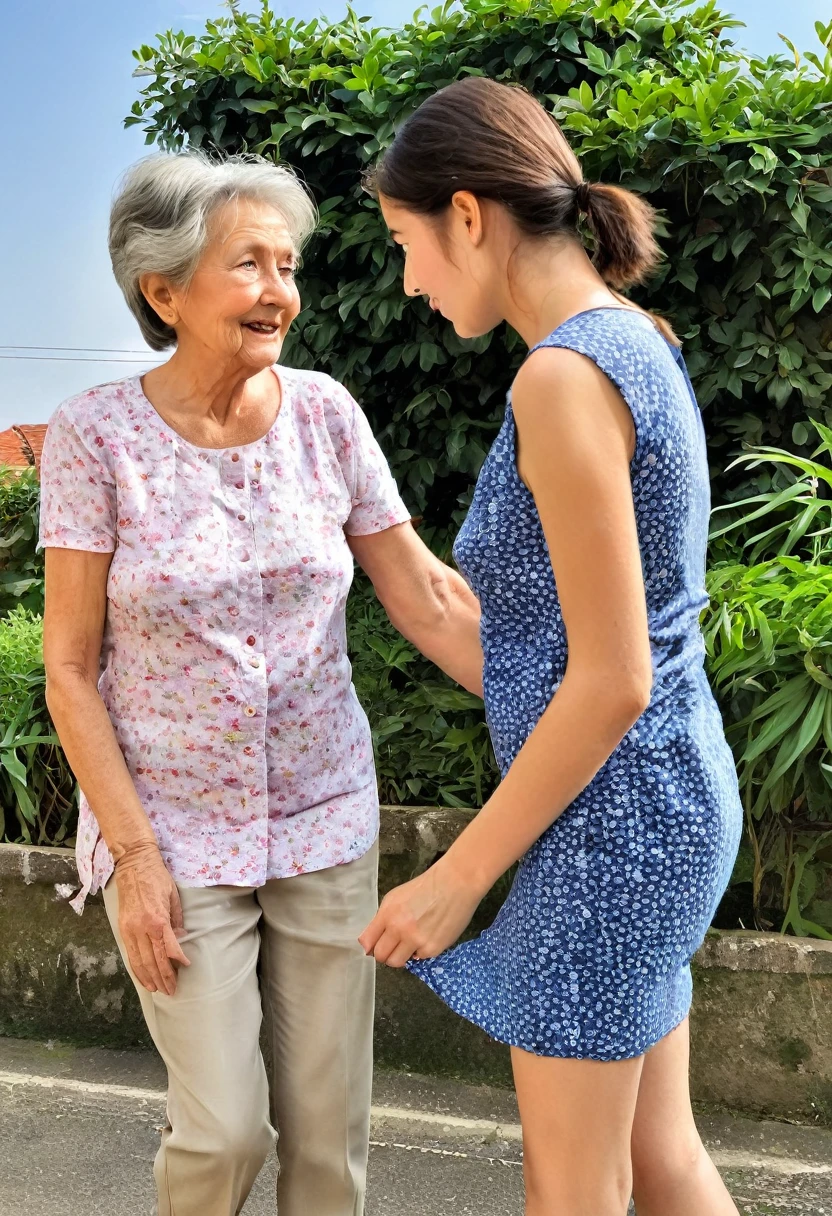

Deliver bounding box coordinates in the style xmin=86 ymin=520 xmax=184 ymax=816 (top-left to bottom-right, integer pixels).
xmin=156 ymin=197 xmax=301 ymax=369
xmin=379 ymin=193 xmax=505 ymax=340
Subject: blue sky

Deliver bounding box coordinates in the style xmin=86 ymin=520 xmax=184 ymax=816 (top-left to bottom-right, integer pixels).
xmin=0 ymin=0 xmax=827 ymax=429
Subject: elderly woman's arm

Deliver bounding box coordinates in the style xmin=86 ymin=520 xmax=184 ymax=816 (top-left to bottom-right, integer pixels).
xmin=348 ymin=523 xmax=483 ymax=697
xmin=43 ymin=549 xmax=189 ymax=995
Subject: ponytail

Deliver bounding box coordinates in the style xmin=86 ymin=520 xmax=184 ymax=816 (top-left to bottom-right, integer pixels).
xmin=578 ymin=182 xmax=660 ymax=291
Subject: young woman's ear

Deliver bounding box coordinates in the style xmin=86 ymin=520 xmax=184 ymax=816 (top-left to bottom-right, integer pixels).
xmin=451 ymin=191 xmax=485 ymax=245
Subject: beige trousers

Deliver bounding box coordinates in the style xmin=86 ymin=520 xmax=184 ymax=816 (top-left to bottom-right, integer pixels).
xmin=103 ymin=842 xmax=378 ymax=1216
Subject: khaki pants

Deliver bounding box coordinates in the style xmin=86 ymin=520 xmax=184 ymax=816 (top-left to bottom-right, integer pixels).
xmin=103 ymin=842 xmax=378 ymax=1216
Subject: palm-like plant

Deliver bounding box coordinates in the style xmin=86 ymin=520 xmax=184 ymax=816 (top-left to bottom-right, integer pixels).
xmin=705 ymin=422 xmax=832 ymax=937
xmin=709 ymin=421 xmax=832 ymax=565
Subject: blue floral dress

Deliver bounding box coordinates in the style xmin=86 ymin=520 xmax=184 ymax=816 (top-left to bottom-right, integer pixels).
xmin=408 ymin=307 xmax=743 ymax=1060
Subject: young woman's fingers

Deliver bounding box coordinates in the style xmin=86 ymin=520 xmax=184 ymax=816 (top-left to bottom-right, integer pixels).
xmin=358 ymin=912 xmax=386 ymax=955
xmin=368 ymin=926 xmax=407 ymax=966
xmin=385 ymin=939 xmax=418 ymax=969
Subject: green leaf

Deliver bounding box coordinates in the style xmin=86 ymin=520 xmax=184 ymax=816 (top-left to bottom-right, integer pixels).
xmin=583 ymin=42 xmax=610 ymax=73
xmin=240 ymin=99 xmax=280 ymax=114
xmin=813 ymin=285 xmax=832 ymax=313
xmin=0 ymin=750 xmax=27 ymax=785
xmin=791 ymin=200 xmax=810 ymax=233
xmin=646 ymin=115 xmax=673 ymax=141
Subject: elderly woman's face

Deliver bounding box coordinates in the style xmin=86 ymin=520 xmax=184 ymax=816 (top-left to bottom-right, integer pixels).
xmin=163 ymin=197 xmax=301 ymax=368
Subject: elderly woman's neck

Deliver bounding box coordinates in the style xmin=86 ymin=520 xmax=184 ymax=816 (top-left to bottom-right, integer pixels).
xmin=142 ymin=347 xmax=280 ymax=436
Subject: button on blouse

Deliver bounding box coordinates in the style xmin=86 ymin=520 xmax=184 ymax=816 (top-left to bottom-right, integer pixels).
xmin=38 ymin=367 xmax=411 ymax=912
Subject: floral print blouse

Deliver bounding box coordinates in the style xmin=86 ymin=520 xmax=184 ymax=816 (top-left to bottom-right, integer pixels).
xmin=38 ymin=368 xmax=411 ymax=912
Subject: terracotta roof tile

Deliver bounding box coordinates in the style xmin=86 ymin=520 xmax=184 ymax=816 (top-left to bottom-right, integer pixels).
xmin=0 ymin=424 xmax=48 ymax=474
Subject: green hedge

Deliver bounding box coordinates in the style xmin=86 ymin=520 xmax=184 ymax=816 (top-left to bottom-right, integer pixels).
xmin=127 ymin=0 xmax=832 ymax=528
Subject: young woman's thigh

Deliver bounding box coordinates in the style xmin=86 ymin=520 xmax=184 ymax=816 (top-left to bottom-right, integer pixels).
xmin=631 ymin=1019 xmax=698 ymax=1158
xmin=511 ymin=1045 xmax=643 ymax=1214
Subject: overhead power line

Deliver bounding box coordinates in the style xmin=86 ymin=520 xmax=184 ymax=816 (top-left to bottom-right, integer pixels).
xmin=0 ymin=345 xmax=158 ymax=355
xmin=0 ymin=355 xmax=162 ymax=364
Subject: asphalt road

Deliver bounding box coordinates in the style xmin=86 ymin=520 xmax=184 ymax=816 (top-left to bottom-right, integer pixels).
xmin=0 ymin=1038 xmax=830 ymax=1215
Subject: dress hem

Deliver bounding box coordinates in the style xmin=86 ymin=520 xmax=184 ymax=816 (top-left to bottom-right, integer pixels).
xmin=407 ymin=956 xmax=693 ymax=1062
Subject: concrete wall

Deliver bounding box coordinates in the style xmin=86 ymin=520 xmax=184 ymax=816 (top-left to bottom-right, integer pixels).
xmin=2 ymin=809 xmax=831 ymax=1122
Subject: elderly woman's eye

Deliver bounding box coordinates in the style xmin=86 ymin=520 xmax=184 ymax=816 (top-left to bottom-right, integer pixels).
xmin=240 ymin=259 xmax=257 ymax=270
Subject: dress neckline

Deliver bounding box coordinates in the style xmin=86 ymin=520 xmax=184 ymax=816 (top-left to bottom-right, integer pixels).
xmin=530 ymin=305 xmax=678 ymax=355
xmin=133 ymin=364 xmax=287 ymax=453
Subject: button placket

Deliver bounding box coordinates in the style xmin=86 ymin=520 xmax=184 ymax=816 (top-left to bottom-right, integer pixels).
xmin=225 ymin=450 xmax=268 ymax=841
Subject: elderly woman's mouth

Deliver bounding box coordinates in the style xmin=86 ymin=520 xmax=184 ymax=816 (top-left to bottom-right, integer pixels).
xmin=243 ymin=320 xmax=280 ymax=334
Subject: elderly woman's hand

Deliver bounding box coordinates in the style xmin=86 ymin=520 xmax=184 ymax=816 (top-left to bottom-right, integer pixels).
xmin=115 ymin=843 xmax=190 ymax=996
xmin=358 ymin=856 xmax=483 ymax=968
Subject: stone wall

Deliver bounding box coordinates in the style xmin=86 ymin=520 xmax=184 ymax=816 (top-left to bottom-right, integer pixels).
xmin=2 ymin=809 xmax=831 ymax=1122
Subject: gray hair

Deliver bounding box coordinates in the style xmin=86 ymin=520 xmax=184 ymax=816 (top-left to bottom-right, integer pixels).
xmin=109 ymin=151 xmax=318 ymax=350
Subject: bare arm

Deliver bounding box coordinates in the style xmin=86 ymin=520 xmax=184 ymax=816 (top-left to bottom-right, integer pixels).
xmin=43 ymin=549 xmax=188 ymax=993
xmin=348 ymin=521 xmax=484 ymax=698
xmin=44 ymin=549 xmax=154 ymax=851
xmin=360 ymin=349 xmax=653 ymax=965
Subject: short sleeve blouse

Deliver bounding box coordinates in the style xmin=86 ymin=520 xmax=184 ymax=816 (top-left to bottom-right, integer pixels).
xmin=38 ymin=367 xmax=411 ymax=911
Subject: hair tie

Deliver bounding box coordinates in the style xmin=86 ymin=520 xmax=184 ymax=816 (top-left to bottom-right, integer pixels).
xmin=574 ymin=181 xmax=592 ymax=213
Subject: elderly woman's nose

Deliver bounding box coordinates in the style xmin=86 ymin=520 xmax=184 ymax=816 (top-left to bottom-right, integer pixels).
xmin=261 ymin=267 xmax=295 ymax=304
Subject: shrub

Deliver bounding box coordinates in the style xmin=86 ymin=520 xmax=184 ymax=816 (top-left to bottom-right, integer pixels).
xmin=347 ymin=581 xmax=496 ymax=808
xmin=703 ymin=422 xmax=832 ymax=936
xmin=705 ymin=559 xmax=832 ymax=937
xmin=128 ymin=0 xmax=832 ymax=529
xmin=0 ymin=607 xmax=76 ymax=846
xmin=0 ymin=467 xmax=44 ymax=617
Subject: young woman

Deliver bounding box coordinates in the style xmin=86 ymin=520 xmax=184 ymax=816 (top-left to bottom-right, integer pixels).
xmin=359 ymin=77 xmax=743 ymax=1216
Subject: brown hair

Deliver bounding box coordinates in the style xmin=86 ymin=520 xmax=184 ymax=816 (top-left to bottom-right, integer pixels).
xmin=365 ymin=76 xmax=675 ymax=337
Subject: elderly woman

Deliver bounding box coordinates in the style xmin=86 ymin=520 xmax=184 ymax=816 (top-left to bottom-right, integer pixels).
xmin=39 ymin=152 xmax=483 ymax=1216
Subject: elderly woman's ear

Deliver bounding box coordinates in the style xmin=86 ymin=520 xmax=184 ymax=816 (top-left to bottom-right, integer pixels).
xmin=139 ymin=273 xmax=178 ymax=329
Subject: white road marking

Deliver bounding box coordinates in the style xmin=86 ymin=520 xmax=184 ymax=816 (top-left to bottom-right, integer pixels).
xmin=1 ymin=1069 xmax=829 ymax=1179
xmin=0 ymin=1069 xmax=165 ymax=1104
xmin=370 ymin=1104 xmax=522 ymax=1142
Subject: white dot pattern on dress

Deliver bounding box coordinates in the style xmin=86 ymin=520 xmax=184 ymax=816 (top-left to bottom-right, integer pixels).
xmin=408 ymin=309 xmax=743 ymax=1060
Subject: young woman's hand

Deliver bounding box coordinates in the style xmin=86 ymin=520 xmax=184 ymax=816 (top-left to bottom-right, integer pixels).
xmin=358 ymin=856 xmax=483 ymax=968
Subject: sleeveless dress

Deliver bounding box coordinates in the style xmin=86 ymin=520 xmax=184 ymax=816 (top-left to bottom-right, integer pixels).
xmin=408 ymin=307 xmax=743 ymax=1060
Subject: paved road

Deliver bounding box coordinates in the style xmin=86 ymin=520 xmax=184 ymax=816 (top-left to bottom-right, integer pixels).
xmin=0 ymin=1038 xmax=830 ymax=1215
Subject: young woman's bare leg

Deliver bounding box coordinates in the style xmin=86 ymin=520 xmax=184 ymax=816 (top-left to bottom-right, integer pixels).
xmin=630 ymin=1019 xmax=739 ymax=1216
xmin=511 ymin=1046 xmax=643 ymax=1216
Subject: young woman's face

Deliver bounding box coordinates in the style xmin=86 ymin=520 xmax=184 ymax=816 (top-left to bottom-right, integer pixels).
xmin=379 ymin=193 xmax=504 ymax=340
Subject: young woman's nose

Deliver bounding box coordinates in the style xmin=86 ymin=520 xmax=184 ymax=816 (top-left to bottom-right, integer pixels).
xmin=402 ymin=258 xmax=422 ymax=299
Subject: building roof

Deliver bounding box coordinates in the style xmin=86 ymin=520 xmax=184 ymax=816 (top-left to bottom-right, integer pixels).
xmin=0 ymin=424 xmax=47 ymax=473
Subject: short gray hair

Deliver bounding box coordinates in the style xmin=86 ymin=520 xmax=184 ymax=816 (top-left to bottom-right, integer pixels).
xmin=109 ymin=151 xmax=318 ymax=350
